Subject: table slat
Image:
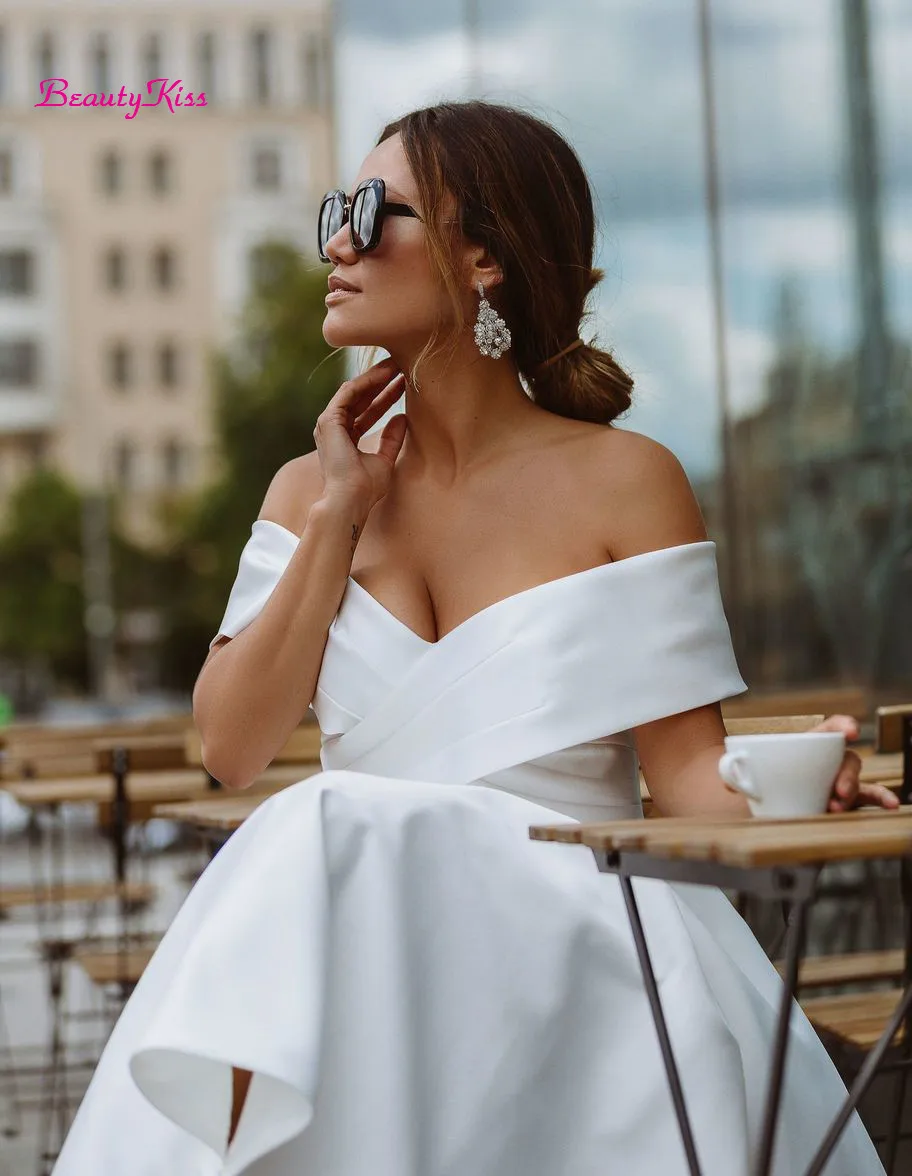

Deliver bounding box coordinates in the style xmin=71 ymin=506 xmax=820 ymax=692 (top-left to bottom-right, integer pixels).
xmin=531 ymin=809 xmax=912 ymax=867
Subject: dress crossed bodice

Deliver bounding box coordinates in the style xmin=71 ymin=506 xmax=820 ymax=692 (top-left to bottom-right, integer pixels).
xmin=313 ymin=572 xmax=642 ymax=821
xmin=213 ymin=520 xmax=746 ymax=822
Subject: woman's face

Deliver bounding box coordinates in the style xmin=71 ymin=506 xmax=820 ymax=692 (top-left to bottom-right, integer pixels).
xmin=321 ymin=134 xmax=460 ymax=352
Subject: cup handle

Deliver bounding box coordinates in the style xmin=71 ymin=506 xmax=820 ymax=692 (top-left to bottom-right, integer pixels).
xmin=719 ymin=751 xmax=762 ymax=802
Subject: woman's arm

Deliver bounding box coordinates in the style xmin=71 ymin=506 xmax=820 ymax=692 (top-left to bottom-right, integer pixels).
xmin=193 ymin=357 xmax=408 ymax=790
xmin=192 ymin=454 xmax=369 ymax=790
xmin=598 ymin=433 xmax=741 ymax=816
xmin=597 ymin=431 xmax=897 ymax=818
xmin=636 ymin=704 xmax=748 ymax=819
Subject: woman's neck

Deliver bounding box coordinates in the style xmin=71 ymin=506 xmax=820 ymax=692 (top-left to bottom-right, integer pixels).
xmin=386 ymin=340 xmax=544 ymax=487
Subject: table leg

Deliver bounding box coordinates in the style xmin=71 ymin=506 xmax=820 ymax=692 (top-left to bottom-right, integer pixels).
xmin=753 ymin=893 xmax=811 ymax=1176
xmin=0 ymin=983 xmax=22 ymax=1139
xmin=882 ymin=910 xmax=912 ymax=1171
xmin=618 ymin=871 xmax=704 ymax=1176
xmin=883 ymin=740 xmax=912 ymax=1173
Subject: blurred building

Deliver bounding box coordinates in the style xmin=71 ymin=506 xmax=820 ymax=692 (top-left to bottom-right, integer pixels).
xmin=0 ymin=0 xmax=334 ymax=540
xmin=697 ymin=314 xmax=912 ymax=692
xmin=696 ymin=0 xmax=912 ymax=695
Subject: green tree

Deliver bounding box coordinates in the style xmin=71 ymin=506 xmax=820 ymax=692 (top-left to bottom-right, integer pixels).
xmin=160 ymin=242 xmax=344 ymax=688
xmin=0 ymin=468 xmax=88 ymax=691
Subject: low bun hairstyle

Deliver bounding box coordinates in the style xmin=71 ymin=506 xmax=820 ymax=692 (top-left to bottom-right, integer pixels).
xmin=379 ymin=101 xmax=633 ymax=425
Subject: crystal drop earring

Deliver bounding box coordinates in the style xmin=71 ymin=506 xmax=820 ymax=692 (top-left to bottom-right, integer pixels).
xmin=473 ymin=283 xmax=512 ymax=359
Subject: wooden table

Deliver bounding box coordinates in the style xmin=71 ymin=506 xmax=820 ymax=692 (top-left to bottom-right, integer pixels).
xmin=154 ymin=766 xmax=322 ymax=832
xmin=529 ymin=809 xmax=912 ymax=1176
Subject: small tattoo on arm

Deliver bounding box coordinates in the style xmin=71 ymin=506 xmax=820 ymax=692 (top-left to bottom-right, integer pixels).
xmin=351 ymin=523 xmax=359 ymax=553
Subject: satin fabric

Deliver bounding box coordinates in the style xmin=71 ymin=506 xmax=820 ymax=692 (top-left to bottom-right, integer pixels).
xmin=52 ymin=523 xmax=884 ymax=1176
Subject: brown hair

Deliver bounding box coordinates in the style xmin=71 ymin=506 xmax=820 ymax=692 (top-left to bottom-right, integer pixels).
xmin=378 ymin=101 xmax=633 ymax=425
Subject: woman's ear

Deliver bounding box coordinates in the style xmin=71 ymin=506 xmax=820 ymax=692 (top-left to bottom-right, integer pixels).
xmin=465 ymin=243 xmax=503 ymax=293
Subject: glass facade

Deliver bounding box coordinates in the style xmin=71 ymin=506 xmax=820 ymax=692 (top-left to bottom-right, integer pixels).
xmin=337 ymin=0 xmax=911 ymax=690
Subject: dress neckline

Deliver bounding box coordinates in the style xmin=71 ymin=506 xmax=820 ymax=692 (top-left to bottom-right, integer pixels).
xmin=345 ymin=561 xmax=617 ymax=648
xmin=253 ymin=518 xmax=714 ymax=651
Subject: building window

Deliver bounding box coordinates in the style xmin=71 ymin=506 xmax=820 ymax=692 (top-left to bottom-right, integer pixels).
xmin=197 ymin=31 xmax=216 ymax=102
xmin=113 ymin=439 xmax=135 ymax=489
xmin=252 ymin=145 xmax=281 ymax=191
xmin=36 ymin=31 xmax=55 ymax=92
xmin=250 ymin=28 xmax=272 ymax=105
xmin=149 ymin=149 xmax=172 ymax=194
xmin=162 ymin=438 xmax=185 ymax=488
xmin=99 ymin=149 xmax=122 ymax=195
xmin=141 ymin=32 xmax=163 ymax=82
xmin=303 ymin=33 xmax=329 ymax=109
xmin=0 ymin=28 xmax=7 ymax=106
xmin=108 ymin=342 xmax=132 ymax=390
xmin=90 ymin=32 xmax=111 ymax=94
xmin=157 ymin=340 xmax=179 ymax=388
xmin=0 ymin=251 xmax=33 ymax=296
xmin=27 ymin=437 xmax=47 ymax=470
xmin=0 ymin=148 xmax=12 ymax=195
xmin=103 ymin=245 xmax=126 ymax=291
xmin=0 ymin=340 xmax=39 ymax=387
xmin=151 ymin=245 xmax=176 ymax=291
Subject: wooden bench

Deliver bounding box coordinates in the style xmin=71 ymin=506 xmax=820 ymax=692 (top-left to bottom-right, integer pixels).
xmin=0 ymin=880 xmax=155 ymax=915
xmin=801 ymin=989 xmax=904 ymax=1049
xmin=0 ymin=722 xmax=198 ymax=929
xmin=778 ymin=949 xmax=906 ymax=991
xmin=0 ymin=715 xmax=192 ymax=781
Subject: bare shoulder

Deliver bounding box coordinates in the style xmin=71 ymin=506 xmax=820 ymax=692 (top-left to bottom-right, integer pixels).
xmin=258 ymin=452 xmax=326 ymax=534
xmin=584 ymin=427 xmax=708 ymax=561
xmin=258 ymin=432 xmax=384 ymax=534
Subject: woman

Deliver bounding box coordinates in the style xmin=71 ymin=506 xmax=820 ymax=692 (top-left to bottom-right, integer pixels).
xmin=54 ymin=102 xmax=895 ymax=1176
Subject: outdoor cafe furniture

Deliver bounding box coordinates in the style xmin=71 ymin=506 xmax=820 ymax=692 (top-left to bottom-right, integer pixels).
xmin=529 ymin=807 xmax=912 ymax=1176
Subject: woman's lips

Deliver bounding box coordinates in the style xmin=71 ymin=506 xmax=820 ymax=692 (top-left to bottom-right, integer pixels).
xmin=325 ymin=288 xmax=360 ymax=303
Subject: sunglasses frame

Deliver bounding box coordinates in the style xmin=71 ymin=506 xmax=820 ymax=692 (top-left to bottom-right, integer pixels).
xmin=318 ymin=177 xmax=420 ymax=262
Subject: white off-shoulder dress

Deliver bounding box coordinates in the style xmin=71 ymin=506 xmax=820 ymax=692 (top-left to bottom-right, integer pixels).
xmin=52 ymin=524 xmax=885 ymax=1176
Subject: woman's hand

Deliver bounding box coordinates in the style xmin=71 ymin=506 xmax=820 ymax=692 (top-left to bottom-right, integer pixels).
xmin=813 ymin=715 xmax=900 ymax=812
xmin=313 ymin=356 xmax=408 ymax=513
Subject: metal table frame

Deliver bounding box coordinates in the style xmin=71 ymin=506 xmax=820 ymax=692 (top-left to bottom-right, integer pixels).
xmin=592 ymin=846 xmax=912 ymax=1176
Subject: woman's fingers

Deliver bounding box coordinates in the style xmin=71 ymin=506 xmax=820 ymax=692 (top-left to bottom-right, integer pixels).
xmin=827 ymin=751 xmax=901 ymax=811
xmin=830 ymin=784 xmax=900 ymax=811
xmin=372 ymin=414 xmax=408 ymax=466
xmin=832 ymin=750 xmax=862 ymax=804
xmin=858 ymin=784 xmax=901 ymax=809
xmin=330 ymin=358 xmax=401 ymax=419
xmin=812 ymin=714 xmax=860 ymax=739
xmin=315 ymin=361 xmax=402 ymax=465
xmin=353 ymin=374 xmax=406 ymax=438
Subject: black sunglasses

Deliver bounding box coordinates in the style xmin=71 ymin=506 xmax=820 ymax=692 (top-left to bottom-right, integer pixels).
xmin=318 ymin=177 xmax=419 ymax=262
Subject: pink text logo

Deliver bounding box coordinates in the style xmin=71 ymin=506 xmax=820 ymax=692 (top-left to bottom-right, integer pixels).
xmin=35 ymin=79 xmax=208 ymax=120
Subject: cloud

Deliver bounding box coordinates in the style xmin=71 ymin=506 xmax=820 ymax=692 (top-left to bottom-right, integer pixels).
xmin=338 ymin=0 xmax=912 ymax=216
xmin=336 ymin=24 xmax=550 ymax=181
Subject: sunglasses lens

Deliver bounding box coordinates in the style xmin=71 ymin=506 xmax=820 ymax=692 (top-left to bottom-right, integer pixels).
xmin=351 ymin=184 xmax=380 ymax=251
xmin=318 ymin=194 xmax=345 ymax=258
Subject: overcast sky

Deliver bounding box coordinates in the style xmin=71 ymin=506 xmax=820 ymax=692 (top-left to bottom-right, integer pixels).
xmin=334 ymin=0 xmax=912 ymax=477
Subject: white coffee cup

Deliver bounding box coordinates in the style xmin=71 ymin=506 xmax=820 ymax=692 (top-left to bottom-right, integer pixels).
xmin=718 ymin=732 xmax=846 ymax=818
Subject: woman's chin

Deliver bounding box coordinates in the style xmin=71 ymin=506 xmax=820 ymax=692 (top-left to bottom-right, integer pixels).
xmin=322 ymin=319 xmax=378 ymax=350
xmin=322 ymin=312 xmax=364 ymax=348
